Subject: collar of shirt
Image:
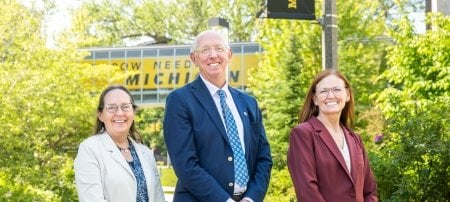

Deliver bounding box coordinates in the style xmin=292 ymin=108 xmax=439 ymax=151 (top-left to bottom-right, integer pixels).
xmin=199 ymin=74 xmax=231 ymax=98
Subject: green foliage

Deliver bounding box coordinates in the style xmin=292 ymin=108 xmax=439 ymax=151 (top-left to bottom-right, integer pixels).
xmin=136 ymin=107 xmax=166 ymax=153
xmin=0 ymin=1 xmax=114 ymax=200
xmin=265 ymin=169 xmax=296 ymax=202
xmin=159 ymin=167 xmax=178 ymax=187
xmin=380 ymin=16 xmax=450 ymax=103
xmin=337 ymin=0 xmax=390 ymax=145
xmin=372 ymin=13 xmax=450 ymax=201
xmin=251 ymin=19 xmax=321 ymax=170
xmin=0 ymin=170 xmax=59 ymax=202
xmin=66 ymin=0 xmax=265 ymax=46
xmin=0 ymin=154 xmax=77 ymax=201
xmin=371 ymin=97 xmax=449 ymax=201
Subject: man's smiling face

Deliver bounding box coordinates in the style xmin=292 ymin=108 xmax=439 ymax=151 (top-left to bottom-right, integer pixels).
xmin=190 ymin=31 xmax=232 ymax=87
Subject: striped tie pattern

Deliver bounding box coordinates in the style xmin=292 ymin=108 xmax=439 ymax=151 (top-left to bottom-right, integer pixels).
xmin=217 ymin=89 xmax=249 ymax=187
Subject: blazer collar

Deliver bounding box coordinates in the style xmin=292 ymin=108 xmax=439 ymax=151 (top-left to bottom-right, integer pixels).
xmin=98 ymin=132 xmax=135 ymax=177
xmin=308 ymin=117 xmax=356 ymax=183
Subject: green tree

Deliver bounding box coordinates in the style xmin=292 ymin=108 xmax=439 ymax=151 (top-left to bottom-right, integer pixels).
xmin=136 ymin=107 xmax=166 ymax=157
xmin=66 ymin=0 xmax=265 ymax=47
xmin=371 ymin=13 xmax=450 ymax=200
xmin=0 ymin=1 xmax=115 ymax=200
xmin=251 ymin=19 xmax=321 ymax=170
xmin=337 ymin=0 xmax=391 ymax=145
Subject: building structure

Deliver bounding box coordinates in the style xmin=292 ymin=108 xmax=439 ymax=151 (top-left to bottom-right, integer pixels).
xmin=83 ymin=42 xmax=262 ymax=107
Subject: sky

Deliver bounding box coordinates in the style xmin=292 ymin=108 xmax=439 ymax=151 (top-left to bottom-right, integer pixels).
xmin=41 ymin=0 xmax=150 ymax=47
xmin=45 ymin=1 xmax=81 ymax=47
xmin=18 ymin=0 xmax=82 ymax=48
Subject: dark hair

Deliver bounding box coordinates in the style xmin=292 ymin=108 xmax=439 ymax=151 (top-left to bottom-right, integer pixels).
xmin=94 ymin=85 xmax=142 ymax=143
xmin=298 ymin=69 xmax=355 ymax=128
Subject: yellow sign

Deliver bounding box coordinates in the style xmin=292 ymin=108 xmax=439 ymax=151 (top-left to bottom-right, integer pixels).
xmin=85 ymin=54 xmax=259 ymax=90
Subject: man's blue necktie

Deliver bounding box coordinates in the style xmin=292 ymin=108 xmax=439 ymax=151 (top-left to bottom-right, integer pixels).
xmin=217 ymin=89 xmax=249 ymax=187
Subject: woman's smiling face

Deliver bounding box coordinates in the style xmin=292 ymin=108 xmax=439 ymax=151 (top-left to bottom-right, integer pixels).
xmin=98 ymin=89 xmax=135 ymax=137
xmin=313 ymin=75 xmax=350 ymax=116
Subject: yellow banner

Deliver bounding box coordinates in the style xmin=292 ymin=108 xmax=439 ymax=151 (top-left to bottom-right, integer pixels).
xmin=85 ymin=54 xmax=259 ymax=90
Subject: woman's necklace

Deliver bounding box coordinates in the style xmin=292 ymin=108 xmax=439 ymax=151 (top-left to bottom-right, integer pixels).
xmin=117 ymin=140 xmax=133 ymax=162
xmin=117 ymin=146 xmax=130 ymax=152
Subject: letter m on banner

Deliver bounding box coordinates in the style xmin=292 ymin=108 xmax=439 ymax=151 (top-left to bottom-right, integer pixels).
xmin=266 ymin=0 xmax=315 ymax=20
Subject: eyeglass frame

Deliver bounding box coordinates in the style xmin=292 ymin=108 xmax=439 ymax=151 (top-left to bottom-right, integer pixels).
xmin=100 ymin=103 xmax=135 ymax=113
xmin=315 ymin=87 xmax=348 ymax=98
xmin=195 ymin=45 xmax=228 ymax=56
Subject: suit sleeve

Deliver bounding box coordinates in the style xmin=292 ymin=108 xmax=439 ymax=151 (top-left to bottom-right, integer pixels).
xmin=287 ymin=124 xmax=326 ymax=201
xmin=163 ymin=91 xmax=230 ymax=201
xmin=243 ymin=100 xmax=273 ymax=201
xmin=74 ymin=141 xmax=108 ymax=202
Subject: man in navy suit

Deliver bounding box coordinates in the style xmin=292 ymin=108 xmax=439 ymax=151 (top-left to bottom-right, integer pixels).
xmin=163 ymin=30 xmax=272 ymax=202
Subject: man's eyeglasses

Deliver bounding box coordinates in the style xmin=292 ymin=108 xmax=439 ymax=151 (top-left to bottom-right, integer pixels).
xmin=102 ymin=103 xmax=134 ymax=113
xmin=316 ymin=87 xmax=347 ymax=98
xmin=196 ymin=45 xmax=227 ymax=56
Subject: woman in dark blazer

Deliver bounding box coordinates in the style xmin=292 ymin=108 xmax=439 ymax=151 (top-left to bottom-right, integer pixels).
xmin=287 ymin=70 xmax=377 ymax=202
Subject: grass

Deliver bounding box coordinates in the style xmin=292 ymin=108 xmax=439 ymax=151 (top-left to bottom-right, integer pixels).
xmin=159 ymin=166 xmax=177 ymax=187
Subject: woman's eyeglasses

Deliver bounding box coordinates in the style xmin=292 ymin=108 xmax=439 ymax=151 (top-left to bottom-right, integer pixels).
xmin=316 ymin=87 xmax=347 ymax=98
xmin=102 ymin=103 xmax=134 ymax=113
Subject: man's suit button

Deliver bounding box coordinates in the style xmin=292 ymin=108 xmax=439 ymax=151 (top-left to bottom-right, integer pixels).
xmin=228 ymin=157 xmax=233 ymax=161
xmin=228 ymin=182 xmax=233 ymax=187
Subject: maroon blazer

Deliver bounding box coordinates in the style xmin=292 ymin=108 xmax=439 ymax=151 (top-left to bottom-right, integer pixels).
xmin=287 ymin=116 xmax=377 ymax=202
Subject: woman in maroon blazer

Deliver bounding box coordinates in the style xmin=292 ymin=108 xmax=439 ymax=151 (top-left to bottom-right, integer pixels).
xmin=287 ymin=69 xmax=377 ymax=202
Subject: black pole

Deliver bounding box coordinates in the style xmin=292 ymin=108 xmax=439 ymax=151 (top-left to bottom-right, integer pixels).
xmin=322 ymin=0 xmax=337 ymax=70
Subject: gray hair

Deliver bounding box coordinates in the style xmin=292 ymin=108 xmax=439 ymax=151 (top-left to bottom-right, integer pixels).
xmin=190 ymin=30 xmax=230 ymax=53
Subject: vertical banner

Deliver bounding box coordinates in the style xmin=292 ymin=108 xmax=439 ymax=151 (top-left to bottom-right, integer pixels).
xmin=266 ymin=0 xmax=315 ymax=20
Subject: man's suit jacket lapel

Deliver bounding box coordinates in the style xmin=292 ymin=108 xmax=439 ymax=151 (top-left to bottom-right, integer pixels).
xmin=190 ymin=77 xmax=231 ymax=146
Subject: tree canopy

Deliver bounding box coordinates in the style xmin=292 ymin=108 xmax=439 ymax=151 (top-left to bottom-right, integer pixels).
xmin=0 ymin=1 xmax=115 ymax=200
xmin=65 ymin=0 xmax=265 ymax=47
xmin=371 ymin=13 xmax=450 ymax=200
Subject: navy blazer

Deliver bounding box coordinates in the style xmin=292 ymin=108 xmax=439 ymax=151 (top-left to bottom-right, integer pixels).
xmin=163 ymin=77 xmax=272 ymax=202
